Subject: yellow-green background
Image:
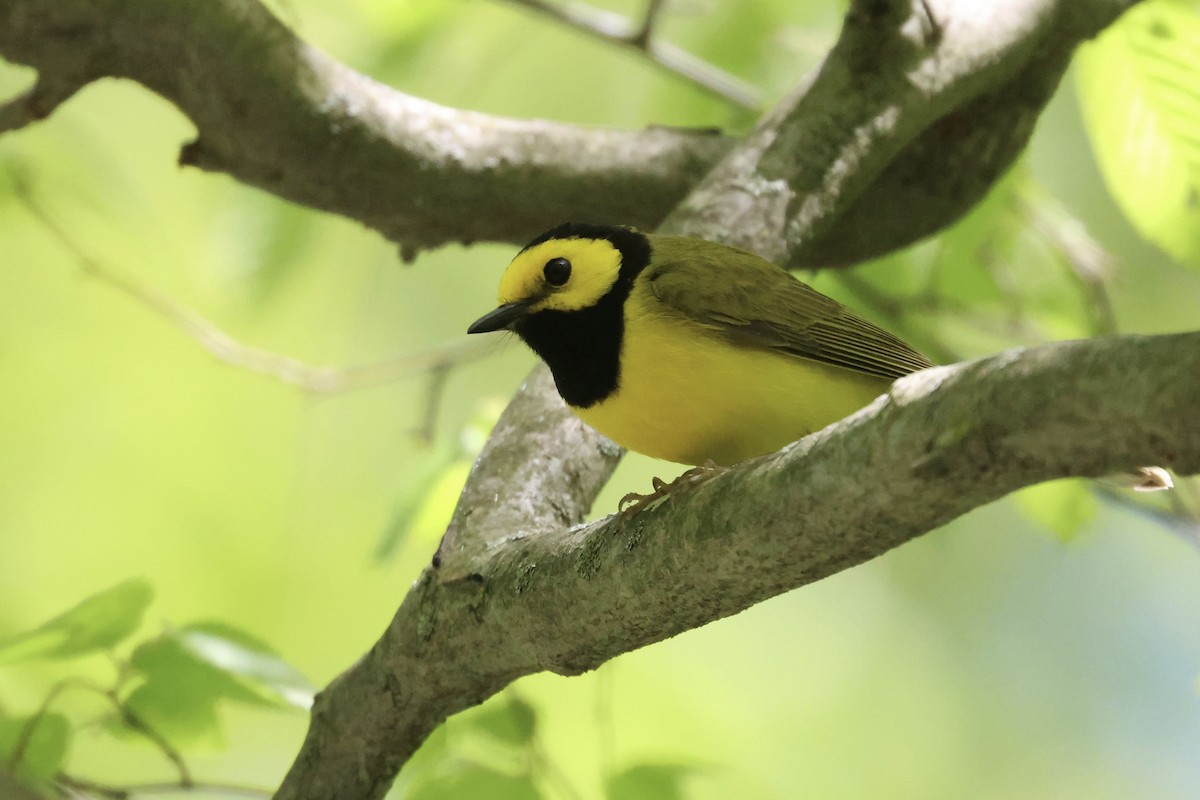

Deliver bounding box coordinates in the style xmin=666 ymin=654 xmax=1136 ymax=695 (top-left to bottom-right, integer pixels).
xmin=2 ymin=1 xmax=1200 ymax=797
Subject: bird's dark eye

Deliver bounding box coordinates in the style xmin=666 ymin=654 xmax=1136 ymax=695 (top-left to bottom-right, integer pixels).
xmin=543 ymin=257 xmax=571 ymax=287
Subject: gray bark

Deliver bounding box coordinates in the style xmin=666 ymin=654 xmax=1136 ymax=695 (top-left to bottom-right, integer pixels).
xmin=0 ymin=0 xmax=1130 ymax=263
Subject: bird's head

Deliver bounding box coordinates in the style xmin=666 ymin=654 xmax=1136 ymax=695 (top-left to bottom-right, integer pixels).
xmin=467 ymin=223 xmax=650 ymax=334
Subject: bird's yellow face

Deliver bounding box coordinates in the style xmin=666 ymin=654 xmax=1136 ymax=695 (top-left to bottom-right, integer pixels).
xmin=496 ymin=236 xmax=623 ymax=313
xmin=467 ymin=223 xmax=650 ymax=408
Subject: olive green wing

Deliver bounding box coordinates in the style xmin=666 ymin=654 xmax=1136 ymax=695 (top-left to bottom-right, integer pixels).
xmin=644 ymin=237 xmax=934 ymax=380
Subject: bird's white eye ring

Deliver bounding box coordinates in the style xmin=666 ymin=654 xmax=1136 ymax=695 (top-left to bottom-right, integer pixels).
xmin=543 ymin=257 xmax=571 ymax=287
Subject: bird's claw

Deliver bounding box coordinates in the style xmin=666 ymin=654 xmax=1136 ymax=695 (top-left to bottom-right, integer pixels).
xmin=618 ymin=460 xmax=727 ymax=520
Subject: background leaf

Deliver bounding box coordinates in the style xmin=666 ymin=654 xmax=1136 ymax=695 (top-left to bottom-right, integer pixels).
xmin=406 ymin=764 xmax=542 ymax=800
xmin=1016 ymin=480 xmax=1099 ymax=542
xmin=375 ymin=447 xmax=458 ymax=561
xmin=173 ymin=622 xmax=314 ymax=709
xmin=606 ymin=763 xmax=695 ymax=800
xmin=1076 ymin=0 xmax=1200 ymax=267
xmin=466 ymin=693 xmax=538 ymax=747
xmin=120 ymin=622 xmax=311 ymax=744
xmin=0 ymin=711 xmax=71 ymax=788
xmin=0 ymin=579 xmax=152 ymax=664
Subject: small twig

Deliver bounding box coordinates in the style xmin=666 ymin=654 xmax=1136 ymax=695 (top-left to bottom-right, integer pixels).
xmin=13 ymin=175 xmax=492 ymax=395
xmin=508 ymin=687 xmax=584 ymax=800
xmin=57 ymin=773 xmax=272 ymax=799
xmin=496 ymin=0 xmax=761 ymax=109
xmin=917 ymin=0 xmax=943 ymax=43
xmin=528 ymin=738 xmax=584 ymax=800
xmin=412 ymin=363 xmax=453 ymax=445
xmin=1015 ymin=189 xmax=1119 ymax=336
xmin=832 ymin=269 xmax=908 ymax=317
xmin=5 ymin=664 xmax=190 ymax=787
xmin=1094 ymin=484 xmax=1200 ymax=551
xmin=838 ymin=263 xmax=1077 ymax=361
xmin=9 ymin=677 xmax=196 ymax=791
xmin=1170 ymin=476 xmax=1200 ymax=531
xmin=979 ymin=241 xmax=1029 ymax=332
xmin=115 ymin=707 xmax=192 ymax=786
xmin=5 ymin=666 xmax=268 ymax=798
xmin=594 ymin=663 xmax=615 ymax=784
xmin=1175 ymin=474 xmax=1200 ymax=514
xmin=8 ymin=678 xmax=109 ymax=771
xmin=832 ymin=270 xmax=962 ymax=364
xmin=630 ymin=0 xmax=667 ymax=47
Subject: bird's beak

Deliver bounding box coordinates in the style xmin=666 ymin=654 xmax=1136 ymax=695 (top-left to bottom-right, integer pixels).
xmin=467 ymin=300 xmax=534 ymax=334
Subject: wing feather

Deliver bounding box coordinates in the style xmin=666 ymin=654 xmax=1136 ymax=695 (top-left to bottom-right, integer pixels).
xmin=644 ymin=237 xmax=934 ymax=381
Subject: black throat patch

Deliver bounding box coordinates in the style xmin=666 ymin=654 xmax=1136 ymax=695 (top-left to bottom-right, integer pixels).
xmin=514 ymin=225 xmax=651 ymax=409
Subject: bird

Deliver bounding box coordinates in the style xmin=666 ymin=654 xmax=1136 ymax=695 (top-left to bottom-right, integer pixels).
xmin=467 ymin=222 xmax=934 ymax=469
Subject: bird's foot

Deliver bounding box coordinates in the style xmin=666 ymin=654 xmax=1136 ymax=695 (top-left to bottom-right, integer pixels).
xmin=619 ymin=460 xmax=728 ymax=519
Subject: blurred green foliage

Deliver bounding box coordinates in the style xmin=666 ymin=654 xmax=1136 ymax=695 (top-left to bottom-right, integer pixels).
xmin=1077 ymin=0 xmax=1200 ymax=267
xmin=0 ymin=578 xmax=152 ymax=665
xmin=0 ymin=583 xmax=313 ymax=795
xmin=2 ymin=0 xmax=1200 ymax=798
xmin=0 ymin=711 xmax=70 ymax=791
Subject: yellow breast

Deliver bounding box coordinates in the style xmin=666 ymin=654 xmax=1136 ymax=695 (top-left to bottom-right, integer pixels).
xmin=572 ymin=284 xmax=892 ymax=466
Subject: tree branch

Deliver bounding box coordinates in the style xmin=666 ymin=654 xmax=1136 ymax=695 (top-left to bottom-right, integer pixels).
xmin=15 ymin=176 xmax=492 ymax=394
xmin=0 ymin=0 xmax=1139 ymax=263
xmin=278 ymin=330 xmax=1200 ymax=799
xmin=0 ymin=0 xmax=732 ymax=257
xmin=496 ymin=0 xmax=762 ymax=109
xmin=671 ymin=0 xmax=1143 ymax=266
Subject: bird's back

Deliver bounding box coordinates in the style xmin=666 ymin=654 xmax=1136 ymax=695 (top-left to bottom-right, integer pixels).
xmin=575 ymin=236 xmax=916 ymax=465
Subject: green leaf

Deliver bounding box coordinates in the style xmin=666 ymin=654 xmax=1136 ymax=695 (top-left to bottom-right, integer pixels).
xmin=121 ymin=622 xmax=311 ymax=745
xmin=380 ymin=401 xmax=505 ymax=557
xmin=1016 ymin=480 xmax=1099 ymax=542
xmin=0 ymin=711 xmax=71 ymax=788
xmin=122 ymin=639 xmax=250 ymax=745
xmin=406 ymin=763 xmax=542 ymax=800
xmin=1076 ymin=0 xmax=1200 ymax=266
xmin=606 ymin=764 xmax=695 ymax=800
xmin=0 ymin=773 xmax=52 ymax=800
xmin=0 ymin=578 xmax=153 ymax=664
xmin=407 ymin=460 xmax=474 ymax=548
xmin=387 ymin=725 xmax=449 ymax=799
xmin=932 ymin=170 xmax=1024 ymax=304
xmin=468 ymin=694 xmax=537 ymax=747
xmin=375 ymin=448 xmax=458 ymax=561
xmin=174 ymin=622 xmax=314 ymax=709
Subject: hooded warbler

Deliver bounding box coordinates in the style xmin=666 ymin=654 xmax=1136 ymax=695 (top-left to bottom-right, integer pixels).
xmin=467 ymin=222 xmax=934 ymax=467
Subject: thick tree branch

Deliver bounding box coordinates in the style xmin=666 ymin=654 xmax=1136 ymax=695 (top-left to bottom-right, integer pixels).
xmin=0 ymin=0 xmax=1137 ymax=263
xmin=672 ymin=0 xmax=1142 ymax=266
xmin=0 ymin=0 xmax=732 ymax=257
xmin=279 ymin=331 xmax=1200 ymax=799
